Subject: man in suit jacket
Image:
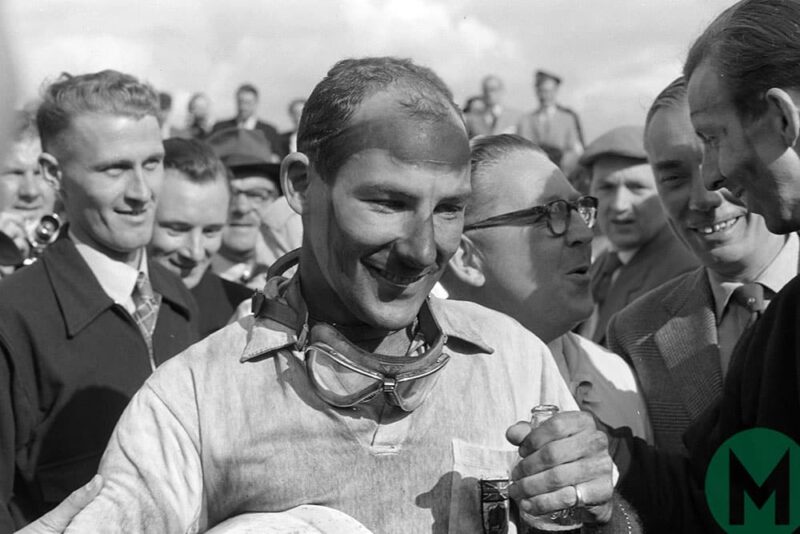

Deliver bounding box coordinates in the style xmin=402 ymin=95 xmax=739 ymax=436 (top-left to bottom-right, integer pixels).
xmin=606 ymin=77 xmax=796 ymax=454
xmin=578 ymin=125 xmax=699 ymax=345
xmin=0 ymin=70 xmax=198 ymax=531
xmin=516 ymin=69 xmax=584 ymax=173
xmin=148 ymin=138 xmax=253 ymax=339
xmin=211 ymin=83 xmax=285 ymax=160
xmin=481 ymin=75 xmax=523 ymax=135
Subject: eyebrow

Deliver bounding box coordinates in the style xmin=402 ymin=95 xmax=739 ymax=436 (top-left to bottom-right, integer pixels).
xmin=653 ymin=160 xmax=687 ymax=172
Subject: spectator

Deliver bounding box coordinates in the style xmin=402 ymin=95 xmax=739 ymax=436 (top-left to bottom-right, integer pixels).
xmin=149 ymin=137 xmax=252 ymax=338
xmin=211 ymin=83 xmax=284 ymax=160
xmin=481 ymin=75 xmax=523 ymax=135
xmin=607 ymin=76 xmax=796 ymax=453
xmin=463 ymin=95 xmax=490 ymax=138
xmin=207 ymin=128 xmax=302 ymax=289
xmin=0 ymin=111 xmax=58 ymax=277
xmin=517 ymin=70 xmax=584 ymax=173
xmin=184 ymin=92 xmax=212 ymax=140
xmin=441 ymin=134 xmax=652 ymax=441
xmin=0 ymin=70 xmax=198 ymax=531
xmin=578 ymin=125 xmax=698 ymax=345
xmin=279 ymin=97 xmax=305 ymax=154
xmin=63 ymin=56 xmax=618 ymax=534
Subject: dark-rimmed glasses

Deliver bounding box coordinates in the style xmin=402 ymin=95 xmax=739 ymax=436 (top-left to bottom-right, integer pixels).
xmin=463 ymin=195 xmax=598 ymax=237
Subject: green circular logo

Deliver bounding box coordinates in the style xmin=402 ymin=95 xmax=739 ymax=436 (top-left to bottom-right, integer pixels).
xmin=705 ymin=428 xmax=800 ymax=533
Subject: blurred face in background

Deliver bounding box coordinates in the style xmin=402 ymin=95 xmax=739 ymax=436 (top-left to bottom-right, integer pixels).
xmin=188 ymin=95 xmax=210 ymax=123
xmin=590 ymin=156 xmax=666 ymax=252
xmin=220 ymin=173 xmax=279 ymax=258
xmin=536 ymin=78 xmax=558 ymax=108
xmin=149 ymin=169 xmax=229 ymax=288
xmin=482 ymin=76 xmax=504 ymax=108
xmin=0 ymin=135 xmax=55 ymax=225
xmin=236 ymin=90 xmax=258 ymax=122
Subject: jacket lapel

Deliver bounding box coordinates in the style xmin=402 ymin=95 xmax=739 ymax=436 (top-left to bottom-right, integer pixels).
xmin=654 ymin=268 xmax=723 ymax=421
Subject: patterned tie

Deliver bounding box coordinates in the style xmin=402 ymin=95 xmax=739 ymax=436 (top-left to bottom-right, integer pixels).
xmin=132 ymin=271 xmax=162 ymax=371
xmin=731 ymin=282 xmax=766 ymax=329
xmin=591 ymin=251 xmax=622 ymax=305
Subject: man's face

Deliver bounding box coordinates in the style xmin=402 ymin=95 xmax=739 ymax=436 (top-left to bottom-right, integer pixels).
xmin=221 ymin=175 xmax=279 ymax=255
xmin=149 ymin=170 xmax=229 ymax=289
xmin=688 ymin=60 xmax=800 ymax=233
xmin=646 ymin=104 xmax=778 ymax=279
xmin=53 ymin=114 xmax=164 ymax=262
xmin=1 ymin=137 xmax=56 ymax=224
xmin=590 ymin=156 xmax=666 ymax=251
xmin=189 ymin=96 xmax=210 ymax=121
xmin=482 ymin=77 xmax=504 ymax=108
xmin=536 ymin=79 xmax=558 ymax=107
xmin=236 ymin=90 xmax=258 ymax=121
xmin=301 ymin=94 xmax=471 ymax=330
xmin=468 ymin=150 xmax=593 ymax=337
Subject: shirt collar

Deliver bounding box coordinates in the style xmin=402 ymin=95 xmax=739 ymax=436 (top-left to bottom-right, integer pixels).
xmin=707 ymin=233 xmax=798 ymax=322
xmin=70 ymin=230 xmax=147 ymax=307
xmin=239 ymin=278 xmax=494 ymax=363
xmin=237 ymin=116 xmax=258 ymax=130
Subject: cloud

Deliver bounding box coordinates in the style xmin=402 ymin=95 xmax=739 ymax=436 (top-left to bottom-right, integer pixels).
xmin=4 ymin=0 xmax=734 ymax=135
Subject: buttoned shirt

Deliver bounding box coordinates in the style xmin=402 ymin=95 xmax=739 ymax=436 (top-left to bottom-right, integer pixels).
xmin=71 ymin=231 xmax=148 ymax=314
xmin=708 ymin=233 xmax=798 ymax=379
xmin=65 ymin=291 xmax=577 ymax=533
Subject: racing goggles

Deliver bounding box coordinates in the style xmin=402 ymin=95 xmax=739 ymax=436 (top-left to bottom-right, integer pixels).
xmin=304 ymin=303 xmax=449 ymax=412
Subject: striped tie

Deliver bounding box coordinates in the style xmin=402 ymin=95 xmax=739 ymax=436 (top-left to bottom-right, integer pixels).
xmin=132 ymin=272 xmax=162 ymax=371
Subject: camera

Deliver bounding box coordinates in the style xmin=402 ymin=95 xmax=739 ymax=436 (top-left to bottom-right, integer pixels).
xmin=22 ymin=213 xmax=61 ymax=265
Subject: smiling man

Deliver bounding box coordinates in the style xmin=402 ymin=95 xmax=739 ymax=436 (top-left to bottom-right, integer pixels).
xmin=63 ymin=58 xmax=621 ymax=534
xmin=606 ymin=77 xmax=796 ymax=454
xmin=441 ymin=134 xmax=651 ymax=440
xmin=149 ymin=138 xmax=252 ymax=338
xmin=0 ymin=112 xmax=58 ymax=276
xmin=579 ymin=125 xmax=698 ymax=345
xmin=0 ymin=70 xmax=199 ymax=531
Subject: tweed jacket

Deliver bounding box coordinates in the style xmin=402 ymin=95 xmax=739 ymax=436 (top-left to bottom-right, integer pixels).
xmin=606 ymin=267 xmax=721 ymax=453
xmin=589 ymin=224 xmax=699 ymax=345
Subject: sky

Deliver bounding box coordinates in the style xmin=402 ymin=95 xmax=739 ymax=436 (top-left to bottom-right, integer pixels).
xmin=3 ymin=0 xmax=735 ymax=141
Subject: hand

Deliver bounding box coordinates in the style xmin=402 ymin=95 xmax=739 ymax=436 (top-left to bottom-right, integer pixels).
xmin=0 ymin=212 xmax=30 ymax=259
xmin=16 ymin=475 xmax=102 ymax=533
xmin=506 ymin=411 xmax=614 ymax=525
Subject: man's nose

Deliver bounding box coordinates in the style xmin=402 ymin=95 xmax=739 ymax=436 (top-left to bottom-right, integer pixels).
xmin=182 ymin=232 xmax=205 ymax=263
xmin=395 ymin=216 xmax=437 ymax=269
xmin=565 ymin=209 xmax=595 ymax=245
xmin=17 ymin=170 xmax=42 ymax=200
xmin=608 ymin=186 xmax=631 ymax=213
xmin=125 ymin=168 xmax=151 ymax=202
xmin=689 ymin=172 xmax=723 ymax=212
xmin=701 ymin=151 xmax=725 ymax=191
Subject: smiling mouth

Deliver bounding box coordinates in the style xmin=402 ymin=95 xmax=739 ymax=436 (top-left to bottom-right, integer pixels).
xmin=693 ymin=216 xmax=741 ymax=235
xmin=365 ymin=264 xmax=429 ymax=287
xmin=567 ymin=265 xmax=590 ymax=275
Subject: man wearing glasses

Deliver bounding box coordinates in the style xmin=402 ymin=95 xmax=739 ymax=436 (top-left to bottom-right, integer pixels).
xmin=579 ymin=125 xmax=698 ymax=346
xmin=441 ymin=134 xmax=651 ymax=440
xmin=207 ymin=128 xmax=303 ymax=288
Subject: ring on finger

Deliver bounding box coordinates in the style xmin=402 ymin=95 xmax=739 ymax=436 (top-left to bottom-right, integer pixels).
xmin=573 ymin=484 xmax=585 ymax=508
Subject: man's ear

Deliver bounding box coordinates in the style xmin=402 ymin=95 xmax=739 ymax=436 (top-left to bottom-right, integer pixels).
xmin=766 ymin=88 xmax=800 ymax=148
xmin=281 ymin=152 xmax=311 ymax=215
xmin=39 ymin=153 xmax=63 ymax=197
xmin=447 ymin=235 xmax=486 ymax=288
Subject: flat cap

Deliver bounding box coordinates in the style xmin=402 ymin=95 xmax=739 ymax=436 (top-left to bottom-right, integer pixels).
xmin=579 ymin=125 xmax=647 ymax=167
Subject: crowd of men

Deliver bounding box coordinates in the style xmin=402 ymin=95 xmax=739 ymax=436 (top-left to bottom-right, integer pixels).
xmin=2 ymin=0 xmax=800 ymax=532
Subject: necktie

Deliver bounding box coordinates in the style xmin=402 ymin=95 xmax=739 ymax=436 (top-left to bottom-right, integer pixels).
xmin=731 ymin=282 xmax=766 ymax=329
xmin=591 ymin=252 xmax=622 ymax=305
xmin=132 ymin=272 xmax=162 ymax=371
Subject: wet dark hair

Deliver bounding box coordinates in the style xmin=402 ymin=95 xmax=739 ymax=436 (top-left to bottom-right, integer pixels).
xmin=684 ymin=0 xmax=800 ymax=120
xmin=297 ymin=56 xmax=463 ymax=181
